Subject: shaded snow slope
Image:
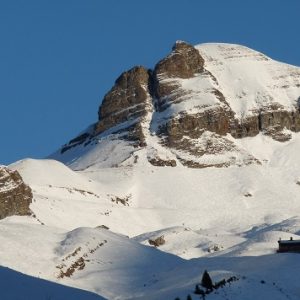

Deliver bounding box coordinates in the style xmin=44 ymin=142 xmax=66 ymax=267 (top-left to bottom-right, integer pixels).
xmin=0 ymin=221 xmax=184 ymax=299
xmin=0 ymin=266 xmax=104 ymax=300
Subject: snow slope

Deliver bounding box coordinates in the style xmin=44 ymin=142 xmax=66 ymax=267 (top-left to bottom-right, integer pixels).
xmin=197 ymin=43 xmax=300 ymax=118
xmin=1 ymin=217 xmax=300 ymax=299
xmin=14 ymin=133 xmax=300 ymax=237
xmin=4 ymin=132 xmax=300 ymax=299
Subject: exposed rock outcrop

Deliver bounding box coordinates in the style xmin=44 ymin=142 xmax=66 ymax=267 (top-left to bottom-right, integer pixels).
xmin=161 ymin=108 xmax=233 ymax=146
xmin=0 ymin=166 xmax=32 ymax=219
xmin=155 ymin=40 xmax=204 ymax=79
xmin=148 ymin=236 xmax=165 ymax=247
xmin=96 ymin=66 xmax=150 ymax=132
xmin=94 ymin=66 xmax=153 ymax=146
xmin=154 ymin=41 xmax=205 ymax=111
xmin=148 ymin=157 xmax=177 ymax=167
xmin=96 ymin=68 xmax=146 ymax=124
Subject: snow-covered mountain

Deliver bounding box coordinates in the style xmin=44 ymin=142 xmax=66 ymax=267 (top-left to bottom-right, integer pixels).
xmin=52 ymin=41 xmax=300 ymax=169
xmin=2 ymin=41 xmax=300 ymax=299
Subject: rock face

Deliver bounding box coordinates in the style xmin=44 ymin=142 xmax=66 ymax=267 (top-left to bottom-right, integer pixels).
xmin=56 ymin=41 xmax=300 ymax=169
xmin=154 ymin=41 xmax=205 ymax=109
xmin=0 ymin=166 xmax=32 ymax=219
xmin=155 ymin=41 xmax=204 ymax=79
xmin=153 ymin=41 xmax=204 ymax=111
xmin=96 ymin=66 xmax=151 ymax=134
xmin=94 ymin=66 xmax=154 ymax=147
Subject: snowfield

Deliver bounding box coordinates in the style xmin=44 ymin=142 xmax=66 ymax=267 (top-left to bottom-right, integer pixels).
xmin=4 ymin=131 xmax=300 ymax=299
xmin=2 ymin=43 xmax=300 ymax=299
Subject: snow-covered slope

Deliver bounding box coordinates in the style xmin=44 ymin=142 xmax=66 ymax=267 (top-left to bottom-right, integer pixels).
xmin=1 ymin=215 xmax=300 ymax=299
xmin=5 ymin=132 xmax=300 ymax=299
xmin=197 ymin=43 xmax=300 ymax=118
xmin=2 ymin=42 xmax=300 ymax=299
xmin=13 ymin=132 xmax=300 ymax=237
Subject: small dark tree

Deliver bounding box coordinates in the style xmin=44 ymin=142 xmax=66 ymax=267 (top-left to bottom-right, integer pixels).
xmin=187 ymin=295 xmax=192 ymax=300
xmin=194 ymin=284 xmax=205 ymax=297
xmin=201 ymin=270 xmax=213 ymax=291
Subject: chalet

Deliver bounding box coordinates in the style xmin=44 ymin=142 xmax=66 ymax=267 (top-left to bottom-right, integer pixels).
xmin=278 ymin=237 xmax=300 ymax=253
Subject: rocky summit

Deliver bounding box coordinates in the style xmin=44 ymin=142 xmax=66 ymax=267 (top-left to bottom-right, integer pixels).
xmin=55 ymin=41 xmax=300 ymax=169
xmin=0 ymin=166 xmax=32 ymax=219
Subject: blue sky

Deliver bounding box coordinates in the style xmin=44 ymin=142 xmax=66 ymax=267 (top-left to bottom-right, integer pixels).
xmin=1 ymin=0 xmax=300 ymax=164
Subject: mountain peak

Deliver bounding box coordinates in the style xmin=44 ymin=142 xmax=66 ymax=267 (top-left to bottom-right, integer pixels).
xmin=155 ymin=40 xmax=204 ymax=79
xmin=52 ymin=41 xmax=300 ymax=170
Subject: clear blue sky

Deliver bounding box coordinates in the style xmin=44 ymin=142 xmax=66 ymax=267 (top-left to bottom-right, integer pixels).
xmin=1 ymin=0 xmax=300 ymax=165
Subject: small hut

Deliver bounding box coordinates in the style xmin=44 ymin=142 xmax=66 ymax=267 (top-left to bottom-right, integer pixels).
xmin=278 ymin=237 xmax=300 ymax=253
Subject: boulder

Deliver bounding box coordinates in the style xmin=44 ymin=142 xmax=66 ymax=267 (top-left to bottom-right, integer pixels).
xmin=148 ymin=236 xmax=166 ymax=247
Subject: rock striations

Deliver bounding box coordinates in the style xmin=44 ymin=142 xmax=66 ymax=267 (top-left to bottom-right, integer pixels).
xmin=56 ymin=41 xmax=300 ymax=169
xmin=0 ymin=166 xmax=32 ymax=219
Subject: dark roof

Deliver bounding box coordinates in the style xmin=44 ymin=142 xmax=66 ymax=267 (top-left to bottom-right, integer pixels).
xmin=278 ymin=239 xmax=300 ymax=244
